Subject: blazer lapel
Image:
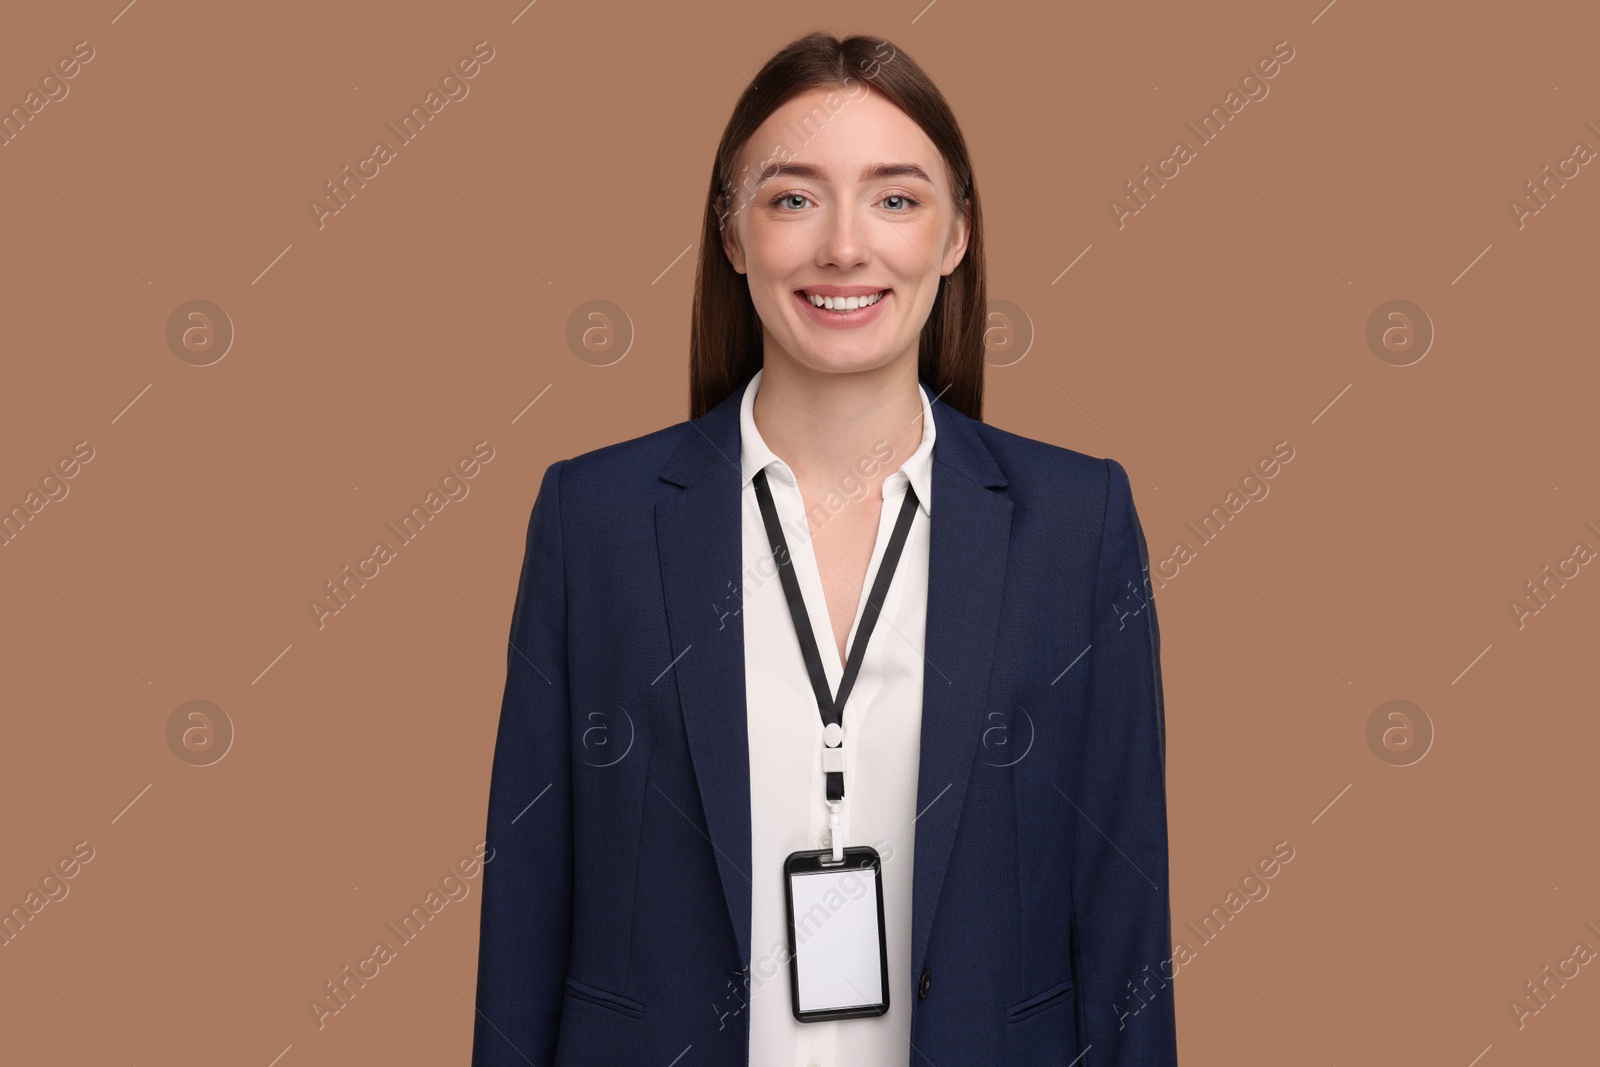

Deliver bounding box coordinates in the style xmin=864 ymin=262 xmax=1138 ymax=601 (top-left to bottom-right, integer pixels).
xmin=654 ymin=377 xmax=1012 ymax=982
xmin=909 ymin=396 xmax=1011 ymax=983
xmin=657 ymin=384 xmax=755 ymax=968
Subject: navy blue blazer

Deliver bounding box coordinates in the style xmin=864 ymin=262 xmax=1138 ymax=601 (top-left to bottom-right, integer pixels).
xmin=471 ymin=376 xmax=1178 ymax=1066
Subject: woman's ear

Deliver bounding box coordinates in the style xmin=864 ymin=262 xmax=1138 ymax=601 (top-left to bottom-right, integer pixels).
xmin=717 ymin=195 xmax=747 ymax=275
xmin=941 ymin=200 xmax=971 ymax=277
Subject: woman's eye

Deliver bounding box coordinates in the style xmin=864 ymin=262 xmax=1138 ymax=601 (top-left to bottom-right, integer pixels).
xmin=768 ymin=192 xmax=921 ymax=212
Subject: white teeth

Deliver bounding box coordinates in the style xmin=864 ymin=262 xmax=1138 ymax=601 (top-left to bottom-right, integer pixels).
xmin=805 ymin=290 xmax=885 ymax=311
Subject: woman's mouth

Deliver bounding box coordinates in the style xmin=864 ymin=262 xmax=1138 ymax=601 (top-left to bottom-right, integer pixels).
xmin=794 ymin=288 xmax=892 ymax=328
xmin=801 ymin=289 xmax=888 ymax=311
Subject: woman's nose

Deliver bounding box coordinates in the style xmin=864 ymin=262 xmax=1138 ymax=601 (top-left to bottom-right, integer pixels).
xmin=818 ymin=200 xmax=869 ymax=267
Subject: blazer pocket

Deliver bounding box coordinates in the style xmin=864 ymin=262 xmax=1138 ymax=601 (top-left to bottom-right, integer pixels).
xmin=1005 ymin=978 xmax=1073 ymax=1024
xmin=563 ymin=973 xmax=646 ymax=1019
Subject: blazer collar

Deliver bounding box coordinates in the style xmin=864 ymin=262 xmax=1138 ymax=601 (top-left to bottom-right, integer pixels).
xmin=655 ymin=372 xmax=1012 ymax=981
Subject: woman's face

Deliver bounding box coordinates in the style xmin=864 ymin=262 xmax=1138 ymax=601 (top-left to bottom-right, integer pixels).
xmin=719 ymin=86 xmax=969 ymax=378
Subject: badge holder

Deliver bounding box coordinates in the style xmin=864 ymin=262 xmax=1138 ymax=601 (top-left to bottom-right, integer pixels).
xmin=783 ymin=843 xmax=891 ymax=1022
xmin=753 ymin=468 xmax=916 ymax=1025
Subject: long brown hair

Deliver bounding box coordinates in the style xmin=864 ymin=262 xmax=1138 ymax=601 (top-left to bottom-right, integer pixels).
xmin=688 ymin=32 xmax=986 ymax=421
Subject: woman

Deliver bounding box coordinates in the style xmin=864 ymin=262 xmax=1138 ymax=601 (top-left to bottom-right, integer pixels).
xmin=472 ymin=31 xmax=1177 ymax=1067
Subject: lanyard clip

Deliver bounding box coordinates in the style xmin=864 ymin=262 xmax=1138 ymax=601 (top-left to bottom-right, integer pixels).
xmin=827 ymin=799 xmax=844 ymax=862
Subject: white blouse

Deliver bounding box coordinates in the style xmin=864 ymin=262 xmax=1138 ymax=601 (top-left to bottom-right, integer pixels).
xmin=738 ymin=367 xmax=936 ymax=1067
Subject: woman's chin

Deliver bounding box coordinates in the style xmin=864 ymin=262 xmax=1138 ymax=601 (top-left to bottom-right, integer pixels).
xmin=785 ymin=347 xmax=912 ymax=377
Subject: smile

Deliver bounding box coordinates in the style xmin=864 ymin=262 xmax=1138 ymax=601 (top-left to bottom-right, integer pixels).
xmin=793 ymin=288 xmax=892 ymax=329
xmin=800 ymin=289 xmax=888 ymax=311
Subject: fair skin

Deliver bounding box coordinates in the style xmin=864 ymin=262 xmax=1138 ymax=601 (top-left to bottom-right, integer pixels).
xmin=720 ymin=85 xmax=969 ymax=667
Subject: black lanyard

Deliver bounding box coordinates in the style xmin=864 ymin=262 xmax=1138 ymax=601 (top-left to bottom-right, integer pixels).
xmin=752 ymin=466 xmax=921 ymax=804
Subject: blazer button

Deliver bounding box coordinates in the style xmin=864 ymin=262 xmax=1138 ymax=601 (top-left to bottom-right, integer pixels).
xmin=918 ymin=968 xmax=932 ymax=999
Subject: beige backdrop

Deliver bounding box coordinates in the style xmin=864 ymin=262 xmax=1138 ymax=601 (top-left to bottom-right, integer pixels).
xmin=2 ymin=1 xmax=1596 ymax=1064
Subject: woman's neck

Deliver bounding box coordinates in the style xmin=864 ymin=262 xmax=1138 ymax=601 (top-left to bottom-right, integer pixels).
xmin=751 ymin=356 xmax=924 ymax=492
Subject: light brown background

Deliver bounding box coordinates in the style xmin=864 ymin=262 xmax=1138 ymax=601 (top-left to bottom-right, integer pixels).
xmin=2 ymin=1 xmax=1596 ymax=1064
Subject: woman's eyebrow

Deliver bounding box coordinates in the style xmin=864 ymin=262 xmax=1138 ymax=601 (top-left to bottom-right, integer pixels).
xmin=756 ymin=161 xmax=934 ymax=185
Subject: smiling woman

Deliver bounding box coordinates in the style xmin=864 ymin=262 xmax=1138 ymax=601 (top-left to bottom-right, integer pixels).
xmin=693 ymin=46 xmax=984 ymax=421
xmin=472 ymin=30 xmax=1177 ymax=1067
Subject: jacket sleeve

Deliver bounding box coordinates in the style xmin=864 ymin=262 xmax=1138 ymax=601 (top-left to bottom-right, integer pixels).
xmin=472 ymin=459 xmax=574 ymax=1067
xmin=1068 ymin=457 xmax=1178 ymax=1064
